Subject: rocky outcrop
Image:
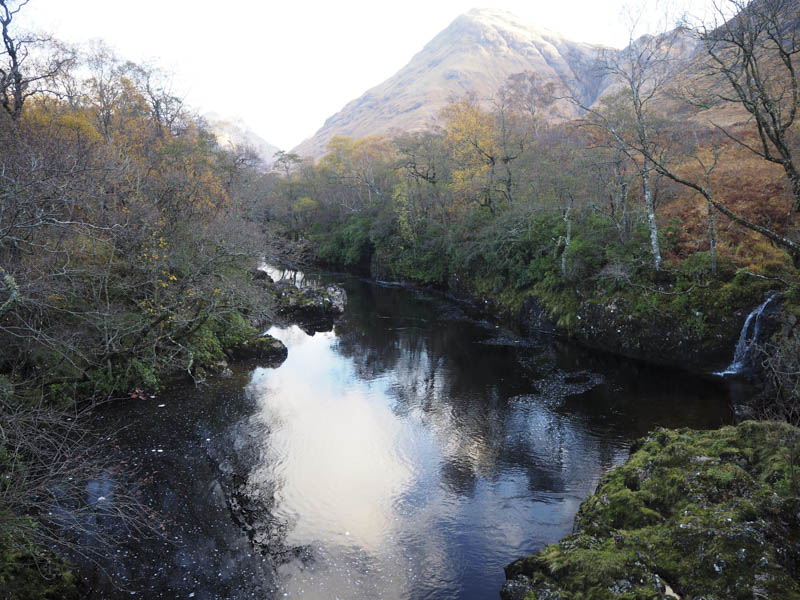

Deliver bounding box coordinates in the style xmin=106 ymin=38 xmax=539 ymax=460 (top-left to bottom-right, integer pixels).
xmin=270 ymin=281 xmax=347 ymax=333
xmin=570 ymin=297 xmax=741 ymax=372
xmin=517 ymin=295 xmax=557 ymax=337
xmin=229 ymin=334 xmax=288 ymax=367
xmin=502 ymin=421 xmax=800 ymax=599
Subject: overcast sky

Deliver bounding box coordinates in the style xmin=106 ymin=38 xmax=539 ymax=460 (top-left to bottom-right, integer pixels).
xmin=23 ymin=0 xmax=712 ymax=150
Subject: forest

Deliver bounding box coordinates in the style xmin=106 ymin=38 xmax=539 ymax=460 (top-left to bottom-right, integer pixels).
xmin=263 ymin=0 xmax=799 ymax=397
xmin=0 ymin=1 xmax=284 ymax=592
xmin=1 ymin=0 xmax=799 ymax=596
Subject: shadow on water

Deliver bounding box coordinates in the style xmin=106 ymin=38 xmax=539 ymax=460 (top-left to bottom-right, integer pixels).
xmin=77 ymin=273 xmax=733 ymax=599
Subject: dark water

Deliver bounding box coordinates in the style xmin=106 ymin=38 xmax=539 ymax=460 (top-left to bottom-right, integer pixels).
xmin=82 ymin=273 xmax=733 ymax=599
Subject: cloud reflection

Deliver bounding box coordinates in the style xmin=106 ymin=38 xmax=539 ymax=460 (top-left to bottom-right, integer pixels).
xmin=248 ymin=326 xmax=415 ymax=553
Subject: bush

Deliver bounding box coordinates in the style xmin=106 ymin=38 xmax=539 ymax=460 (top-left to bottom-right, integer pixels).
xmin=317 ymin=215 xmax=374 ymax=270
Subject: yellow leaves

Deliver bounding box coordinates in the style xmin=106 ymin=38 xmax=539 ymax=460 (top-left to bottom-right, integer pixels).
xmin=47 ymin=294 xmax=66 ymax=307
xmin=293 ymin=196 xmax=319 ymax=214
xmin=441 ymin=95 xmax=498 ymax=161
xmin=322 ymin=135 xmax=394 ymax=176
xmin=440 ymin=94 xmax=501 ymax=208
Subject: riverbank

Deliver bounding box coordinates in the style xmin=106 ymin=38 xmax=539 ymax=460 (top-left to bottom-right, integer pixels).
xmin=298 ymin=216 xmax=798 ymax=377
xmin=501 ymin=420 xmax=800 ymax=599
xmin=290 ymin=237 xmax=795 ymax=385
xmin=30 ymin=270 xmax=736 ymax=599
xmin=0 ymin=269 xmax=348 ymax=599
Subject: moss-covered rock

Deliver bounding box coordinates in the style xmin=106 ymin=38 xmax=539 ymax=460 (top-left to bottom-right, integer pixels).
xmin=269 ymin=281 xmax=347 ymax=332
xmin=229 ymin=334 xmax=288 ymax=366
xmin=503 ymin=421 xmax=800 ymax=599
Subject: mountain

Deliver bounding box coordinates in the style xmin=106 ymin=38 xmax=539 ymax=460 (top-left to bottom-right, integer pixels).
xmin=204 ymin=112 xmax=281 ymax=167
xmin=293 ymin=8 xmax=613 ymax=159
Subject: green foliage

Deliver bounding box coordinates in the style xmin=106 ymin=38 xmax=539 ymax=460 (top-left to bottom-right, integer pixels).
xmin=0 ymin=545 xmax=82 ymax=600
xmin=374 ymin=221 xmax=451 ymax=286
xmin=317 ymin=215 xmax=374 ymax=270
xmin=534 ymin=272 xmax=581 ymax=330
xmin=186 ymin=311 xmax=259 ymax=371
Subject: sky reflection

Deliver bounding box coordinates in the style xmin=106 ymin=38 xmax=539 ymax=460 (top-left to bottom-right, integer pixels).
xmin=233 ymin=278 xmax=732 ymax=600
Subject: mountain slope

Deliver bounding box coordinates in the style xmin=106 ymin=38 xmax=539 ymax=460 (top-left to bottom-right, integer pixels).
xmin=204 ymin=112 xmax=281 ymax=167
xmin=293 ymin=8 xmax=612 ymax=159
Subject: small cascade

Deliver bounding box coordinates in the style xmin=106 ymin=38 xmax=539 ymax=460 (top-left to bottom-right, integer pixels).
xmin=716 ymin=293 xmax=778 ymax=376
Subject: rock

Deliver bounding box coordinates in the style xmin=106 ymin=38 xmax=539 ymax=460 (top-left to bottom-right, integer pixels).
xmin=499 ymin=575 xmax=535 ymax=600
xmin=572 ymin=297 xmax=738 ymax=372
xmin=212 ymin=360 xmax=233 ymax=378
xmin=518 ymin=294 xmax=556 ymax=336
xmin=230 ymin=335 xmax=288 ymax=367
xmin=502 ymin=421 xmax=800 ymax=599
xmin=324 ymin=285 xmax=347 ymax=314
xmin=252 ymin=268 xmax=273 ymax=283
xmin=272 ymin=282 xmax=348 ymax=331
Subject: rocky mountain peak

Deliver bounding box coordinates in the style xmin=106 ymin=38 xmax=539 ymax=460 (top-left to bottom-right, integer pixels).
xmin=292 ymin=9 xmax=610 ymax=159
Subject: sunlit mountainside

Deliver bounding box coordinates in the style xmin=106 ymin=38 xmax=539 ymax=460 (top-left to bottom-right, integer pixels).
xmin=204 ymin=112 xmax=282 ymax=167
xmin=294 ymin=8 xmax=616 ymax=158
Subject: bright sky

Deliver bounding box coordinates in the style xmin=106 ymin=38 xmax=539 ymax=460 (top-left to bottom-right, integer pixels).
xmin=23 ymin=0 xmax=712 ymax=150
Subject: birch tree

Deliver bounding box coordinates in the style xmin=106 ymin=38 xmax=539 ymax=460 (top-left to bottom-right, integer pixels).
xmin=695 ymin=0 xmax=800 ymax=211
xmin=575 ymin=18 xmax=684 ymax=270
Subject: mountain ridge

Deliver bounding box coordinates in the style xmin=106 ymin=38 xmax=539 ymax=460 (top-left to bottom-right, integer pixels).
xmin=293 ymin=8 xmax=614 ymax=159
xmin=204 ymin=112 xmax=281 ymax=167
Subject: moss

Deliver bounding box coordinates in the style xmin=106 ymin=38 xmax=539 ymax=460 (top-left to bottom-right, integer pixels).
xmin=783 ymin=286 xmax=800 ymax=318
xmin=0 ymin=543 xmax=83 ymax=600
xmin=229 ymin=334 xmax=288 ymax=365
xmin=504 ymin=421 xmax=800 ymax=600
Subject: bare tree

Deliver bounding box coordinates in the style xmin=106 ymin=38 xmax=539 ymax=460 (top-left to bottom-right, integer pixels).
xmin=695 ymin=0 xmax=800 ymax=210
xmin=0 ymin=0 xmax=74 ymax=120
xmin=573 ymin=6 xmax=686 ymax=270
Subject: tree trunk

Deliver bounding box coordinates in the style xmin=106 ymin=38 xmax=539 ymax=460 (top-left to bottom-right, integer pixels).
xmin=707 ymin=198 xmax=717 ymax=276
xmin=0 ymin=266 xmax=19 ymax=318
xmin=642 ymin=167 xmax=662 ymax=270
xmin=562 ymin=192 xmax=573 ymax=276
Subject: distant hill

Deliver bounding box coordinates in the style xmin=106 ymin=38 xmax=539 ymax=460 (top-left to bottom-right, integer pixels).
xmin=204 ymin=112 xmax=281 ymax=167
xmin=293 ymin=8 xmax=615 ymax=159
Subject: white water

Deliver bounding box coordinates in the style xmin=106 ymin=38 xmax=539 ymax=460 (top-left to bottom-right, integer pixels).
xmin=716 ymin=293 xmax=777 ymax=376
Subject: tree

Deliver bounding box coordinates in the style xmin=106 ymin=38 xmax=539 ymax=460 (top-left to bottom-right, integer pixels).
xmin=574 ymin=14 xmax=686 ymax=270
xmin=504 ymin=70 xmax=557 ymax=137
xmin=441 ymin=94 xmax=505 ymax=214
xmin=586 ymin=144 xmax=637 ymax=244
xmin=617 ymin=0 xmax=800 ymax=266
xmin=695 ymin=0 xmax=800 ymax=211
xmin=318 ymin=135 xmax=395 ymax=214
xmin=394 ymin=130 xmax=451 ymax=228
xmin=0 ymin=0 xmax=74 ymax=120
xmin=273 ymin=150 xmax=303 ymax=235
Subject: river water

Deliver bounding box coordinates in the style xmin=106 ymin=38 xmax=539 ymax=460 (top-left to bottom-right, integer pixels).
xmin=82 ymin=271 xmax=733 ymax=599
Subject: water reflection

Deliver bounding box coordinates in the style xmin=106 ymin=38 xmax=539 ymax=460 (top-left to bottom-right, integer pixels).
xmin=77 ymin=275 xmax=732 ymax=599
xmin=240 ymin=279 xmax=732 ymax=600
xmin=260 ymin=263 xmax=317 ymax=288
xmin=248 ymin=327 xmax=413 ymax=552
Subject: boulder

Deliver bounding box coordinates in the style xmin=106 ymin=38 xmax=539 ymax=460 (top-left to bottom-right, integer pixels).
xmin=230 ymin=334 xmax=288 ymax=366
xmin=503 ymin=421 xmax=800 ymax=599
xmin=252 ymin=268 xmax=273 ymax=283
xmin=272 ymin=282 xmax=347 ymax=331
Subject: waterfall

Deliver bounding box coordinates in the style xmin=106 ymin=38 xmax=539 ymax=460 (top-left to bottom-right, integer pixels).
xmin=716 ymin=293 xmax=777 ymax=376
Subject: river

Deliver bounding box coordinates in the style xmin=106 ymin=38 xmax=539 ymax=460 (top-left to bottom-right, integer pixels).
xmin=80 ymin=269 xmax=733 ymax=599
